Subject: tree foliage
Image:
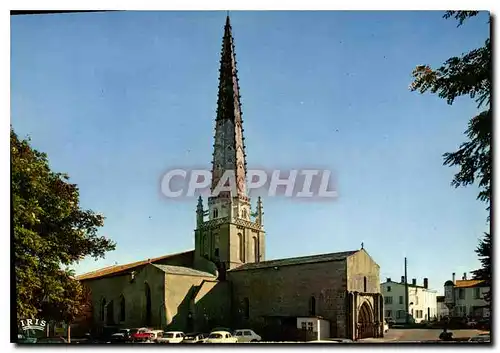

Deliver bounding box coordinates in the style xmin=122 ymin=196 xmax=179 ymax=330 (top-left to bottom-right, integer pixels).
xmin=410 ymin=11 xmax=491 ymax=303
xmin=471 ymin=232 xmax=491 ymax=302
xmin=12 ymin=128 xmax=115 ymax=323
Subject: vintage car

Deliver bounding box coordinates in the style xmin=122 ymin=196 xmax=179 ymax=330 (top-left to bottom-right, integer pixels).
xmin=204 ymin=331 xmax=238 ymax=344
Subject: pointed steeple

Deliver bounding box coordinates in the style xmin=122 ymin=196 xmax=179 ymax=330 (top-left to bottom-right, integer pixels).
xmin=256 ymin=196 xmax=264 ymax=225
xmin=211 ymin=15 xmax=247 ymax=198
xmin=196 ymin=196 xmax=204 ymax=227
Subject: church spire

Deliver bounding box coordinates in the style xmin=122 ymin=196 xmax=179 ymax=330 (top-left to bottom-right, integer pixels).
xmin=211 ymin=15 xmax=247 ymax=198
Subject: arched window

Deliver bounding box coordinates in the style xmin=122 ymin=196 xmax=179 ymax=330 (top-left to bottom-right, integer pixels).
xmin=364 ymin=276 xmax=367 ymax=292
xmin=243 ymin=297 xmax=250 ymax=319
xmin=107 ymin=300 xmax=115 ymax=325
xmin=100 ymin=298 xmax=106 ymax=322
xmin=213 ymin=208 xmax=218 ymax=218
xmin=253 ymin=237 xmax=259 ymax=263
xmin=145 ymin=282 xmax=152 ymax=326
xmin=309 ymin=296 xmax=316 ymax=316
xmin=242 ymin=209 xmax=247 ymax=219
xmin=238 ymin=233 xmax=244 ymax=262
xmin=119 ymin=295 xmax=126 ymax=322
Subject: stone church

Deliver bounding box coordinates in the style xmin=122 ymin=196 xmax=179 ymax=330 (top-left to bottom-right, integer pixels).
xmin=77 ymin=16 xmax=384 ymax=341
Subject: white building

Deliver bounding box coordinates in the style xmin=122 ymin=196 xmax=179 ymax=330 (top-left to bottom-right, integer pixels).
xmin=444 ymin=272 xmax=490 ymax=319
xmin=436 ymin=296 xmax=449 ymax=319
xmin=381 ymin=276 xmax=438 ymax=323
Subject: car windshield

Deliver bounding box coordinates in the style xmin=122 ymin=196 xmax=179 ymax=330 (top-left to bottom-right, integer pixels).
xmin=164 ymin=333 xmax=175 ymax=338
xmin=209 ymin=333 xmax=223 ymax=339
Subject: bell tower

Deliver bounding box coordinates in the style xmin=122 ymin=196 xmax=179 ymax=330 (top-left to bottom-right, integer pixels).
xmin=194 ymin=16 xmax=265 ymax=273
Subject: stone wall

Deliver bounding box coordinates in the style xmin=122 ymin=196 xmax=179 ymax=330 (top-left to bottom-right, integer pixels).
xmin=81 ymin=251 xmax=196 ymax=330
xmin=346 ymin=249 xmax=381 ymax=293
xmin=163 ymin=273 xmax=215 ymax=331
xmin=227 ymin=259 xmax=348 ymax=338
xmin=83 ymin=264 xmax=166 ymax=329
xmin=192 ymin=280 xmax=232 ymax=332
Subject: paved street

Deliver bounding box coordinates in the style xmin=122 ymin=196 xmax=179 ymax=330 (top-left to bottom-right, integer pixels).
xmin=359 ymin=329 xmax=488 ymax=342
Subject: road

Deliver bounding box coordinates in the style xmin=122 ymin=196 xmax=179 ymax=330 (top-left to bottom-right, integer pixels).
xmin=360 ymin=328 xmax=487 ymax=342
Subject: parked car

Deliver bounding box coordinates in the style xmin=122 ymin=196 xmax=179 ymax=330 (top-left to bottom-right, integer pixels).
xmin=131 ymin=328 xmax=154 ymax=342
xmin=110 ymin=329 xmax=133 ymax=342
xmin=384 ymin=320 xmax=389 ymax=333
xmin=182 ymin=332 xmax=207 ymax=344
xmin=156 ymin=331 xmax=185 ymax=344
xmin=233 ymin=329 xmax=261 ymax=343
xmin=469 ymin=333 xmax=490 ymax=343
xmin=205 ymin=331 xmax=238 ymax=343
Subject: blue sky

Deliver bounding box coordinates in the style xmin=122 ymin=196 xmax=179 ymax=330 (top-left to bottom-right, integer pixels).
xmin=11 ymin=11 xmax=490 ymax=294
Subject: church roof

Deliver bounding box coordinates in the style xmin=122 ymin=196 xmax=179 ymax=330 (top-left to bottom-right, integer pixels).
xmin=228 ymin=250 xmax=359 ymax=272
xmin=152 ymin=264 xmax=216 ymax=278
xmin=76 ymin=250 xmax=194 ymax=281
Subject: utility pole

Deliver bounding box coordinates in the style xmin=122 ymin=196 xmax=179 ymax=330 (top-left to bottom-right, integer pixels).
xmin=404 ymin=257 xmax=409 ymax=324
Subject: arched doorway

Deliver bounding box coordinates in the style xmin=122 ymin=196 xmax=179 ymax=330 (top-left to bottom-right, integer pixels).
xmin=145 ymin=282 xmax=152 ymax=326
xmin=357 ymin=301 xmax=375 ymax=339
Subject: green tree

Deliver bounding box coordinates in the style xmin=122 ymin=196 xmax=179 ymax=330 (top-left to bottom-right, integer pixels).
xmin=12 ymin=127 xmax=115 ymax=324
xmin=410 ymin=11 xmax=491 ymax=305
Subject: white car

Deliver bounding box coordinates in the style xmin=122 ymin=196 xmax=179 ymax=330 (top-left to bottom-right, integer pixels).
xmin=205 ymin=331 xmax=238 ymax=343
xmin=157 ymin=331 xmax=185 ymax=343
xmin=181 ymin=332 xmax=207 ymax=344
xmin=233 ymin=329 xmax=261 ymax=343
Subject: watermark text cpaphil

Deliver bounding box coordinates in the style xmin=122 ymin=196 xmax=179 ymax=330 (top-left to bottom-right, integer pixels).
xmin=160 ymin=168 xmax=338 ymax=200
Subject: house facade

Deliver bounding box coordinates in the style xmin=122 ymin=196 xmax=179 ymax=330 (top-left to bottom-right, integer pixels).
xmin=381 ymin=277 xmax=437 ymax=323
xmin=444 ymin=272 xmax=490 ymax=319
xmin=436 ymin=296 xmax=449 ymax=319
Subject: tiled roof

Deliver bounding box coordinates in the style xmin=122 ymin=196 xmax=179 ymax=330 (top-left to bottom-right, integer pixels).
xmin=228 ymin=250 xmax=358 ymax=272
xmin=152 ymin=264 xmax=215 ymax=278
xmin=76 ymin=250 xmax=194 ymax=281
xmin=455 ymin=279 xmax=487 ymax=288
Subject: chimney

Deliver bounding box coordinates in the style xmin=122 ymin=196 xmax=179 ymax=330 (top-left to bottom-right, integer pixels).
xmin=387 ymin=277 xmax=391 ymax=282
xmin=452 ymin=273 xmax=456 ymax=284
xmin=463 ymin=272 xmax=467 ymax=280
xmin=412 ymin=278 xmax=416 ymax=286
xmin=423 ymin=278 xmax=428 ymax=289
xmin=401 ymin=276 xmax=405 ymax=283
